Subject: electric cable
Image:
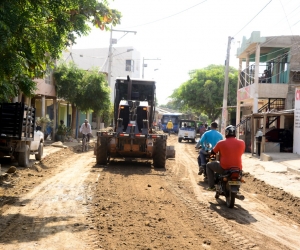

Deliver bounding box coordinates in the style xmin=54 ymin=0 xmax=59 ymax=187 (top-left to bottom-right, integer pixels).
xmin=125 ymin=0 xmax=209 ymax=29
xmin=233 ymin=0 xmax=273 ymax=38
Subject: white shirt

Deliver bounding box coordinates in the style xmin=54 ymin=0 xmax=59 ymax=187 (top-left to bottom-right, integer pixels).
xmin=80 ymin=123 xmax=92 ymax=135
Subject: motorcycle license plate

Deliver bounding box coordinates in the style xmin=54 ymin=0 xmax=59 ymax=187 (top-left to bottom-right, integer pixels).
xmin=228 ymin=181 xmax=241 ymax=185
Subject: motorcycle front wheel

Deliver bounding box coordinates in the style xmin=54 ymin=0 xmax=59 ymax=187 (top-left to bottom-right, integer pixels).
xmin=226 ymin=191 xmax=236 ymax=208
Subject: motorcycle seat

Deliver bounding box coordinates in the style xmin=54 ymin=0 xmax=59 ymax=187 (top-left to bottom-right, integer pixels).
xmin=221 ymin=167 xmax=241 ymax=177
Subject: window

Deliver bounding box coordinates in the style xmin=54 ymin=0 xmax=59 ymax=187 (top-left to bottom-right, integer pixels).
xmin=126 ymin=60 xmax=134 ymax=72
xmin=44 ymin=65 xmax=52 ymax=85
xmin=292 ymin=72 xmax=300 ymax=82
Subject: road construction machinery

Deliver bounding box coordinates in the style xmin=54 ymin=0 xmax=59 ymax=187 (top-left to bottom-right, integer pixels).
xmin=95 ymin=76 xmax=174 ymax=167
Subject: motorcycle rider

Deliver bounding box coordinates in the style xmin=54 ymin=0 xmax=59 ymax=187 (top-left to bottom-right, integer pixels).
xmin=206 ymin=125 xmax=245 ymax=191
xmin=195 ymin=122 xmax=223 ymax=177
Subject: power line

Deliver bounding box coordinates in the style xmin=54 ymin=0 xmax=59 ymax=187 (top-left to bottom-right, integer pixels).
xmin=260 ymin=4 xmax=300 ymax=34
xmin=126 ymin=0 xmax=209 ymax=29
xmin=279 ymin=0 xmax=294 ymax=35
xmin=233 ymin=0 xmax=273 ymax=38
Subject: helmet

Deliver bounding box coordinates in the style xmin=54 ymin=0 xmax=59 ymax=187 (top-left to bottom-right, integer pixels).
xmin=225 ymin=125 xmax=236 ymax=137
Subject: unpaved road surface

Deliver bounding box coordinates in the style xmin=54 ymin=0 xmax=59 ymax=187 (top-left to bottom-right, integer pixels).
xmin=0 ymin=136 xmax=300 ymax=250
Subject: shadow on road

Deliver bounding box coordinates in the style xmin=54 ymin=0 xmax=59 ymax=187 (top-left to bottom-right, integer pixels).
xmin=92 ymin=160 xmax=167 ymax=177
xmin=0 ymin=213 xmax=83 ymax=244
xmin=208 ymin=199 xmax=257 ymax=224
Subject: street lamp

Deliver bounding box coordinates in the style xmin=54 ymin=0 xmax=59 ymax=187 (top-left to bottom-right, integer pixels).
xmin=142 ymin=58 xmax=161 ymax=78
xmin=112 ymin=48 xmax=134 ymax=58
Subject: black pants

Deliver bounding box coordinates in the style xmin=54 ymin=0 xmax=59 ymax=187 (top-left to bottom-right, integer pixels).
xmin=82 ymin=133 xmax=90 ymax=142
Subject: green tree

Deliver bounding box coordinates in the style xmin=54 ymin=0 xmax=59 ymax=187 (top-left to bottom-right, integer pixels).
xmin=76 ymin=68 xmax=111 ymax=124
xmin=54 ymin=64 xmax=111 ymax=132
xmin=170 ymin=65 xmax=238 ymax=121
xmin=0 ymin=0 xmax=121 ymax=102
xmin=159 ymin=95 xmax=185 ymax=111
xmin=53 ymin=62 xmax=84 ymax=134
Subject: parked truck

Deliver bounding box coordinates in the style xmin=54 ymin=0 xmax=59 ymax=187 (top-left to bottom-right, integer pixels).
xmin=0 ymin=102 xmax=44 ymax=167
xmin=95 ymin=76 xmax=174 ymax=168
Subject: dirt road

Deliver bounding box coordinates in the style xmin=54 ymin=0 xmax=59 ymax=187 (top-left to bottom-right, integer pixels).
xmin=0 ymin=137 xmax=300 ymax=250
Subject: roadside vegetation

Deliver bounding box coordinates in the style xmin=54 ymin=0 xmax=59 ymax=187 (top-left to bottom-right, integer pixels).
xmin=161 ymin=64 xmax=238 ymax=122
xmin=0 ymin=0 xmax=121 ymax=102
xmin=53 ymin=62 xmax=111 ymax=134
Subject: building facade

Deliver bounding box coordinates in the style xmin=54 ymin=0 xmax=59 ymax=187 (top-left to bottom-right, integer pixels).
xmin=62 ymin=46 xmax=141 ymax=102
xmin=236 ymin=31 xmax=300 ymax=155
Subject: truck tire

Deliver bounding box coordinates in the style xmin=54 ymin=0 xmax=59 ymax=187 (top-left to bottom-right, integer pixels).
xmin=153 ymin=139 xmax=166 ymax=168
xmin=18 ymin=145 xmax=30 ymax=167
xmin=96 ymin=137 xmax=108 ymax=165
xmin=35 ymin=142 xmax=43 ymax=160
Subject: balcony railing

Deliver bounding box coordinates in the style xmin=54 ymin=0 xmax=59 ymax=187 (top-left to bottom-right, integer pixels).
xmin=239 ymin=62 xmax=289 ymax=89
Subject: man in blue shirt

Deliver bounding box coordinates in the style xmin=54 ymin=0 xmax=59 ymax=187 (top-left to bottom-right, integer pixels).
xmin=195 ymin=122 xmax=223 ymax=177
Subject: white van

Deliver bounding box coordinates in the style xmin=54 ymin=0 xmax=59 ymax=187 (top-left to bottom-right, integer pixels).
xmin=178 ymin=119 xmax=197 ymax=143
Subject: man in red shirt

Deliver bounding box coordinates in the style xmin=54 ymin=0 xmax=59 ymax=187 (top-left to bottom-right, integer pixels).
xmin=206 ymin=125 xmax=245 ymax=191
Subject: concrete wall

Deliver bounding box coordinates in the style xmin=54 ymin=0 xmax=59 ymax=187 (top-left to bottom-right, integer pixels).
xmin=258 ymin=84 xmax=289 ymax=99
xmin=62 ymin=47 xmax=141 ymax=102
xmin=34 ymin=79 xmax=56 ymax=97
xmin=294 ymin=87 xmax=300 ymax=155
xmin=238 ymin=84 xmax=289 ymax=101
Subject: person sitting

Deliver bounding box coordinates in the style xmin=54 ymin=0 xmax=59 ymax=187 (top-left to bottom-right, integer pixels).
xmin=206 ymin=125 xmax=245 ymax=191
xmin=197 ymin=122 xmax=223 ymax=177
xmin=80 ymin=119 xmax=92 ymax=142
xmin=260 ymin=70 xmax=269 ymax=83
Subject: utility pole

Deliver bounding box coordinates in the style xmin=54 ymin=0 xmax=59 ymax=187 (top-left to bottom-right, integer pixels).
xmin=142 ymin=58 xmax=161 ymax=78
xmin=107 ymin=28 xmax=137 ymax=98
xmin=221 ymin=36 xmax=233 ymax=135
xmin=107 ymin=28 xmax=136 ymax=127
xmin=107 ymin=28 xmax=113 ymax=93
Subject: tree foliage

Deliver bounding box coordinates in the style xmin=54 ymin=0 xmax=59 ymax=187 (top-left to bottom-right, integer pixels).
xmin=76 ymin=68 xmax=110 ymax=115
xmin=0 ymin=0 xmax=121 ymax=101
xmin=53 ymin=62 xmax=84 ymax=104
xmin=54 ymin=62 xmax=110 ymax=131
xmin=169 ymin=65 xmax=238 ymax=121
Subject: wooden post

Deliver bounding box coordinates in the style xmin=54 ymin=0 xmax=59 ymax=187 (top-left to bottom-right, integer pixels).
xmin=251 ymin=115 xmax=254 ymax=155
xmin=261 ymin=113 xmax=267 ymax=159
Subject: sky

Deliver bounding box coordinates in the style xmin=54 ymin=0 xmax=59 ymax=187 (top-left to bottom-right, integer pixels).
xmin=72 ymin=0 xmax=300 ymax=104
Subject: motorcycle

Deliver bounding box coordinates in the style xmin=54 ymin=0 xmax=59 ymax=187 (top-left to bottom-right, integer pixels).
xmin=214 ymin=167 xmax=245 ymax=208
xmin=195 ymin=142 xmax=215 ymax=179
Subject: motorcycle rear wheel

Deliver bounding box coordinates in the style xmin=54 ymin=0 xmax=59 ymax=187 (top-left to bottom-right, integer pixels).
xmin=226 ymin=191 xmax=236 ymax=208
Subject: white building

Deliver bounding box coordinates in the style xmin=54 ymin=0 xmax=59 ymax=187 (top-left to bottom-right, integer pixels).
xmin=62 ymin=46 xmax=141 ymax=101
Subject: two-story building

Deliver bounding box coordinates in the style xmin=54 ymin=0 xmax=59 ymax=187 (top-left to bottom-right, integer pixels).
xmin=236 ymin=31 xmax=300 ymax=155
xmin=60 ymin=46 xmax=141 ymax=130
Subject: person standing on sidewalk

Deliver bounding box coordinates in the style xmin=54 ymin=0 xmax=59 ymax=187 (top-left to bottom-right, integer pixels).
xmin=80 ymin=119 xmax=92 ymax=142
xmin=206 ymin=125 xmax=245 ymax=191
xmin=166 ymin=119 xmax=173 ymax=136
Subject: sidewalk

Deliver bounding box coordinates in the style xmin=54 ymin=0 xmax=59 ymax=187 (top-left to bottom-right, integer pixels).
xmin=260 ymin=152 xmax=300 ymax=175
xmin=43 ymin=138 xmax=94 ymax=157
xmin=242 ymin=152 xmax=300 ymax=198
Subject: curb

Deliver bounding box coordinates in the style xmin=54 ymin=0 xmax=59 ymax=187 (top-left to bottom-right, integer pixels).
xmin=287 ymin=167 xmax=300 ymax=175
xmin=260 ymin=153 xmax=272 ymax=161
xmin=260 ymin=152 xmax=300 ymax=175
